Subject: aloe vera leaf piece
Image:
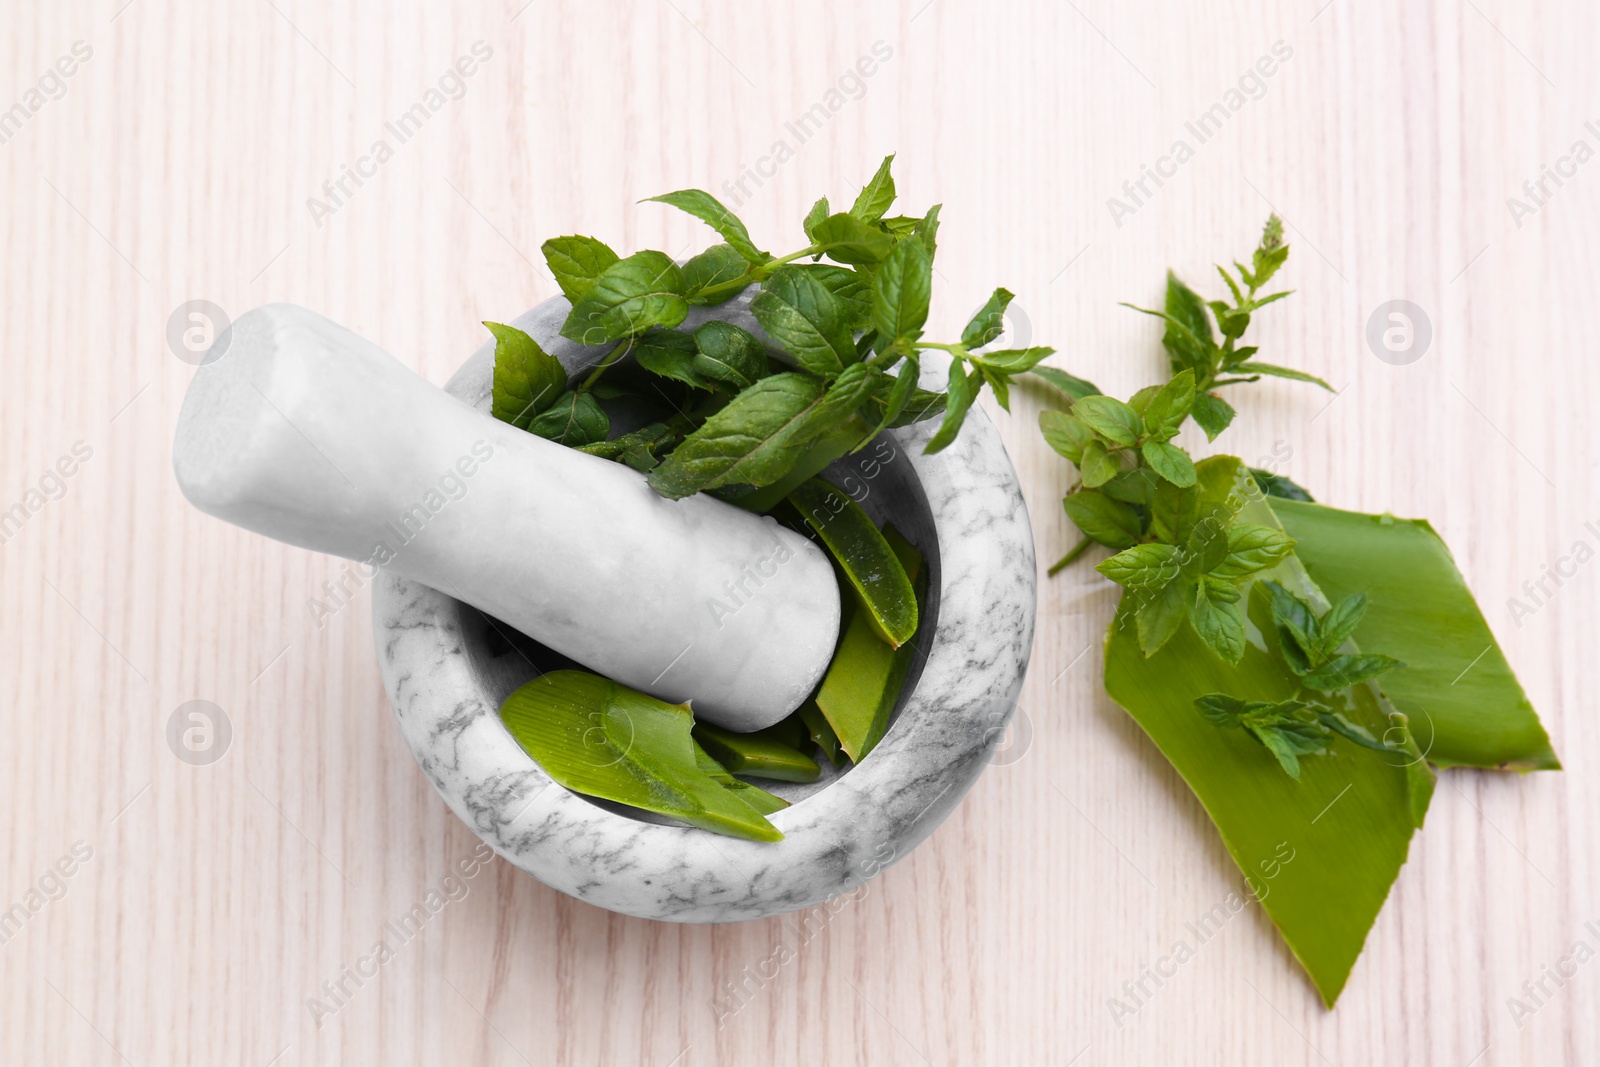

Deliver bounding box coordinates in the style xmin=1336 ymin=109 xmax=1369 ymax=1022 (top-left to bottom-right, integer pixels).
xmin=813 ymin=527 xmax=926 ymax=762
xmin=499 ymin=670 xmax=782 ymax=841
xmin=1270 ymin=499 xmax=1560 ymax=771
xmin=863 ymin=526 xmax=927 ymax=757
xmin=815 ymin=601 xmax=896 ymax=762
xmin=693 ymin=742 xmax=791 ymax=815
xmin=1104 ymin=456 xmax=1431 ymax=1007
xmin=797 ymin=700 xmax=847 ymax=768
xmin=789 ymin=478 xmax=918 ymax=646
xmin=693 ymin=722 xmax=821 ymax=783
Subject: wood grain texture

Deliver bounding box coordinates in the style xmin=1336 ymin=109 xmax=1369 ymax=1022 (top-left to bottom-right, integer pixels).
xmin=1 ymin=0 xmax=1594 ymax=1063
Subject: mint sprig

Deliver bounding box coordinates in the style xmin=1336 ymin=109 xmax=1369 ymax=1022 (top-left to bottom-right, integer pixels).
xmin=1035 ymin=217 xmax=1335 ymax=665
xmin=487 ymin=156 xmax=1041 ymax=500
xmin=1194 ymin=580 xmax=1407 ymax=779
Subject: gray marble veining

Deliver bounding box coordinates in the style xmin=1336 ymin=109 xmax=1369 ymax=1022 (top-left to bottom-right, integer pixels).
xmin=373 ymin=291 xmax=1037 ymax=922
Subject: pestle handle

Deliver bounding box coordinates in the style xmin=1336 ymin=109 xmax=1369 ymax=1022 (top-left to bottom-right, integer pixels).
xmin=172 ymin=304 xmax=840 ymax=731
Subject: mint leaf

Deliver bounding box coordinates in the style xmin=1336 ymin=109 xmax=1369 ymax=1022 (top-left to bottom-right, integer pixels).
xmin=634 ymin=327 xmax=710 ymax=390
xmin=682 ymin=244 xmax=750 ymax=306
xmin=1302 ymin=654 xmax=1405 ymax=693
xmin=1097 ymin=543 xmax=1181 ymax=589
xmin=1235 ymin=362 xmax=1333 ymax=391
xmin=1141 ymin=368 xmax=1196 ymax=439
xmin=1028 ymin=366 xmax=1103 ymax=400
xmin=871 ymin=238 xmax=932 ymax=348
xmin=1062 ymin=489 xmax=1141 ymax=549
xmin=809 ymin=212 xmax=895 ymax=266
xmin=1072 ymin=395 xmax=1142 ymax=448
xmin=924 ymin=359 xmax=977 ymax=454
xmin=1141 ymin=440 xmax=1196 ymax=487
xmin=962 ymin=288 xmax=1014 ymax=349
xmin=1210 ymin=523 xmax=1295 ymax=580
xmin=1165 ymin=271 xmax=1215 ymax=348
xmin=803 ymin=196 xmax=830 ymax=243
xmin=1078 ymin=440 xmax=1118 ymax=487
xmin=561 ymin=251 xmax=687 ymax=345
xmin=850 ymin=154 xmax=896 ymax=223
xmin=1262 ymin=580 xmax=1320 ymax=675
xmin=865 ymin=355 xmax=921 ymax=437
xmin=485 ymin=321 xmax=568 ymax=429
xmin=914 ymin=203 xmax=941 ymax=257
xmin=692 ymin=321 xmax=769 ymax=389
xmin=541 ymin=236 xmax=619 ymax=304
xmin=527 ymin=390 xmax=610 ymax=447
xmin=647 ymin=373 xmax=828 ymax=497
xmin=1190 ymin=392 xmax=1236 ymax=441
xmin=1138 ymin=577 xmax=1192 ymax=655
xmin=1317 ymin=593 xmax=1367 ymax=654
xmin=793 ymin=362 xmax=882 ymax=442
xmin=1191 ymin=581 xmax=1246 ymax=664
xmin=1039 ymin=410 xmax=1093 ymax=463
xmin=972 ymin=347 xmax=1055 ymax=374
xmin=750 ymin=266 xmax=854 ymax=377
xmin=796 ymin=264 xmax=871 ymax=329
xmin=646 ymin=189 xmax=769 ymax=265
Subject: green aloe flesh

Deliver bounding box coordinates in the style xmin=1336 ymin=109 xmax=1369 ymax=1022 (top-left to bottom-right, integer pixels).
xmin=814 ymin=526 xmax=925 ymax=762
xmin=1271 ymin=499 xmax=1560 ymax=771
xmin=797 ymin=700 xmax=847 ymax=767
xmin=499 ymin=670 xmax=783 ymax=842
xmin=693 ymin=722 xmax=821 ymax=783
xmin=1104 ymin=457 xmax=1433 ymax=1006
xmin=693 ymin=742 xmax=790 ymax=815
xmin=789 ymin=478 xmax=918 ymax=647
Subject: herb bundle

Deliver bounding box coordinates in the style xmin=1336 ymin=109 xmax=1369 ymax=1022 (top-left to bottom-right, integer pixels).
xmin=486 ymin=154 xmax=1053 ymax=505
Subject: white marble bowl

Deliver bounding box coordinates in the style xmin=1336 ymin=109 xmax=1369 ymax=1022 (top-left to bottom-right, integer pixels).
xmin=372 ymin=292 xmax=1036 ymax=922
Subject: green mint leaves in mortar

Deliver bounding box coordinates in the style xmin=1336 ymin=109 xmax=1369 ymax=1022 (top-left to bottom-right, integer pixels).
xmin=488 ymin=154 xmax=1050 ymax=505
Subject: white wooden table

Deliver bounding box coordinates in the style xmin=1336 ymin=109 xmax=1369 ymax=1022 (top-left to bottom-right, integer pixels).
xmin=3 ymin=1 xmax=1594 ymax=1063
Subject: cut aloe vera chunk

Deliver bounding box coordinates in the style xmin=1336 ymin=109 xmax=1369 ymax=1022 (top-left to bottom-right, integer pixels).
xmin=788 ymin=478 xmax=918 ymax=647
xmin=797 ymin=701 xmax=847 ymax=768
xmin=499 ymin=670 xmax=782 ymax=841
xmin=1271 ymin=499 xmax=1560 ymax=771
xmin=694 ymin=742 xmax=790 ymax=815
xmin=1105 ymin=456 xmax=1432 ymax=1006
xmin=693 ymin=722 xmax=820 ymax=783
xmin=815 ymin=526 xmax=925 ymax=762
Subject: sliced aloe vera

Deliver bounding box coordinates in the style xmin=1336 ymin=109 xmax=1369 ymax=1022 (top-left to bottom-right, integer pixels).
xmin=694 ymin=742 xmax=791 ymax=815
xmin=499 ymin=670 xmax=782 ymax=841
xmin=815 ymin=526 xmax=925 ymax=762
xmin=1271 ymin=499 xmax=1560 ymax=771
xmin=693 ymin=722 xmax=821 ymax=783
xmin=788 ymin=478 xmax=918 ymax=646
xmin=1104 ymin=457 xmax=1432 ymax=1006
xmin=798 ymin=701 xmax=847 ymax=768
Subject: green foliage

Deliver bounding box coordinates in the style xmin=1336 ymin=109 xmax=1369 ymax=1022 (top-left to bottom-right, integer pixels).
xmin=495 ymin=155 xmax=1042 ymax=501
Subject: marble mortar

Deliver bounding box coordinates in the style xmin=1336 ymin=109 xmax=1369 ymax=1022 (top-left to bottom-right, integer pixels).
xmin=373 ymin=290 xmax=1037 ymax=922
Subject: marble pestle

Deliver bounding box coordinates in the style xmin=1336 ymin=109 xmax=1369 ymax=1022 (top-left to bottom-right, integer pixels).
xmin=171 ymin=303 xmax=840 ymax=731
